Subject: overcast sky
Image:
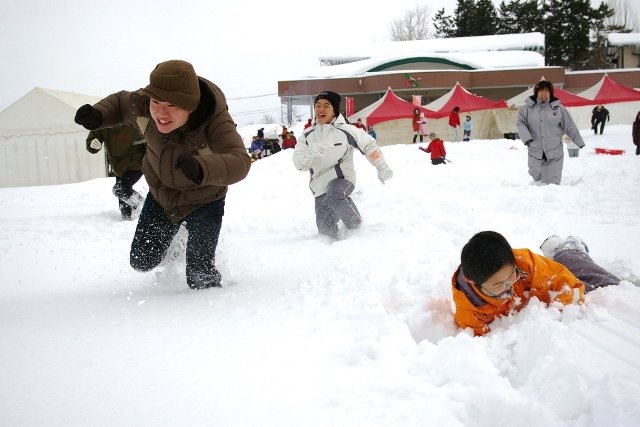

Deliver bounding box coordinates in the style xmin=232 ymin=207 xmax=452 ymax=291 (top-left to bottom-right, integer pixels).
xmin=0 ymin=0 xmax=463 ymax=125
xmin=1 ymin=0 xmax=609 ymax=126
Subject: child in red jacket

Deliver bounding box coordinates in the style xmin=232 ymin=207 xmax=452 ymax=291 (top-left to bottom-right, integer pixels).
xmin=420 ymin=132 xmax=447 ymax=165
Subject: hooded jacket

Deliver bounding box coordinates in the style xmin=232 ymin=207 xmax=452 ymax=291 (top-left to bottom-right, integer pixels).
xmin=516 ymin=96 xmax=585 ymax=160
xmin=92 ymin=78 xmax=251 ymax=223
xmin=451 ymin=248 xmax=585 ymax=336
xmin=293 ymin=114 xmax=379 ymax=197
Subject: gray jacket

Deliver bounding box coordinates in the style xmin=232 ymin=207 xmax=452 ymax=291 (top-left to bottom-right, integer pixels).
xmin=293 ymin=115 xmax=378 ymax=197
xmin=516 ymin=96 xmax=585 ymax=160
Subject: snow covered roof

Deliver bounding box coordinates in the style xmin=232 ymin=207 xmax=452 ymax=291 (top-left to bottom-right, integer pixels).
xmin=318 ymin=33 xmax=545 ymax=65
xmin=299 ymin=51 xmax=544 ymax=79
xmin=293 ymin=33 xmax=546 ymax=80
xmin=607 ymin=32 xmax=640 ymax=46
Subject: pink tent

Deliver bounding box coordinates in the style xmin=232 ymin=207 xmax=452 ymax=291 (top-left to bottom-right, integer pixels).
xmin=426 ymin=82 xmax=508 ymax=118
xmin=347 ymin=88 xmax=437 ymax=127
xmin=578 ymin=75 xmax=640 ymax=104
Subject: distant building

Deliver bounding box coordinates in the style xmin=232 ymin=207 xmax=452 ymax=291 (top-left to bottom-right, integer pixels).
xmin=278 ymin=32 xmax=640 ymax=123
xmin=607 ymin=32 xmax=640 ymax=69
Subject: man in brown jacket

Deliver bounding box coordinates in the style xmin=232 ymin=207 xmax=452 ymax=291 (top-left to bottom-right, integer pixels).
xmin=86 ymin=123 xmax=146 ymax=220
xmin=75 ymin=60 xmax=251 ymax=289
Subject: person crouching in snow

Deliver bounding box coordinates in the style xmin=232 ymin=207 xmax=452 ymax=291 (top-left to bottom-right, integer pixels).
xmin=293 ymin=90 xmax=394 ymax=241
xmin=423 ymin=132 xmax=447 ymax=165
xmin=451 ymin=231 xmax=620 ymax=336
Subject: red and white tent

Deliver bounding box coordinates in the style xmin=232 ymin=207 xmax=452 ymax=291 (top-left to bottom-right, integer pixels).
xmin=425 ymin=82 xmax=508 ymax=118
xmin=578 ymin=74 xmax=640 ymax=104
xmin=576 ymin=75 xmax=640 ymax=127
xmin=347 ymin=88 xmax=437 ymax=127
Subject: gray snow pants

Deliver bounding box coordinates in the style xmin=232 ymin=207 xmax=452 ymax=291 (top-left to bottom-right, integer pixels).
xmin=314 ymin=178 xmax=361 ymax=238
xmin=554 ymin=249 xmax=621 ymax=292
xmin=528 ymin=152 xmax=563 ymax=185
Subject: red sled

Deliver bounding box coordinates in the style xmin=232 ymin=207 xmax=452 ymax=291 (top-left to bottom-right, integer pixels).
xmin=595 ymin=147 xmax=625 ymax=155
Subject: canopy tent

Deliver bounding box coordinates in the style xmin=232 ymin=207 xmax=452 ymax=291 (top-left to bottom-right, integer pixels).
xmin=506 ymin=86 xmax=595 ymax=108
xmin=0 ymin=87 xmax=106 ymax=187
xmin=347 ymin=88 xmax=437 ymax=127
xmin=500 ymin=83 xmax=598 ymax=132
xmin=578 ymin=74 xmax=640 ymax=104
xmin=425 ymin=82 xmax=508 ymax=118
xmin=418 ymin=82 xmax=508 ymax=140
xmin=575 ymin=75 xmax=640 ymax=128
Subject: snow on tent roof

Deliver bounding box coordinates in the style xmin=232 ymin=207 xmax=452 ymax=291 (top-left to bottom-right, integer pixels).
xmin=425 ymin=82 xmax=508 ymax=118
xmin=347 ymin=88 xmax=437 ymax=127
xmin=578 ymin=75 xmax=640 ymax=104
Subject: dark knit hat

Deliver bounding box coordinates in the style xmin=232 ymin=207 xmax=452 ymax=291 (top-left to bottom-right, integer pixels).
xmin=314 ymin=91 xmax=341 ymax=116
xmin=141 ymin=60 xmax=201 ymax=111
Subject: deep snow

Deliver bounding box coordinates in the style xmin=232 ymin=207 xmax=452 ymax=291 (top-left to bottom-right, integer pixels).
xmin=1 ymin=123 xmax=639 ymax=426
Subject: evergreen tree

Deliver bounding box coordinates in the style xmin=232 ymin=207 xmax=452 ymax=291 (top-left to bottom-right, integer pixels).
xmin=474 ymin=0 xmax=499 ymax=35
xmin=543 ymin=0 xmax=613 ymax=70
xmin=432 ymin=8 xmax=456 ymax=38
xmin=497 ymin=0 xmax=542 ymax=34
xmin=454 ymin=0 xmax=477 ymax=37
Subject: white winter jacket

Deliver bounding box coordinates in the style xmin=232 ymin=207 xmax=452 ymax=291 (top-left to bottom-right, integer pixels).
xmin=293 ymin=115 xmax=379 ymax=197
xmin=516 ymin=96 xmax=585 ymax=160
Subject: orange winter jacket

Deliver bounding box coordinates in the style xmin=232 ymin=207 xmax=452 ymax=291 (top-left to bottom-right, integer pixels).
xmin=451 ymin=248 xmax=585 ymax=336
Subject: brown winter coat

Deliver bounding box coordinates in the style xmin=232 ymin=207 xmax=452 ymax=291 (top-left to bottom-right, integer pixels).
xmin=92 ymin=77 xmax=251 ymax=223
xmin=86 ymin=124 xmax=145 ymax=177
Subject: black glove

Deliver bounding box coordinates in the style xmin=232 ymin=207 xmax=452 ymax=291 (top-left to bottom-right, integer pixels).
xmin=74 ymin=104 xmax=102 ymax=130
xmin=175 ymin=153 xmax=203 ymax=183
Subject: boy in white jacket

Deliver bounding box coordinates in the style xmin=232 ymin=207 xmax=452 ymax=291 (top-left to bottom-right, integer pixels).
xmin=293 ymin=91 xmax=393 ymax=240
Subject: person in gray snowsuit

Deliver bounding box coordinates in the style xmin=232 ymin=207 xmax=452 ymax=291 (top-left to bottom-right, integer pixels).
xmin=293 ymin=90 xmax=393 ymax=240
xmin=516 ymin=80 xmax=585 ymax=185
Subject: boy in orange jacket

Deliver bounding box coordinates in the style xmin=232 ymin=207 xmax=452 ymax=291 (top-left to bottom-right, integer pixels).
xmin=451 ymin=231 xmax=620 ymax=336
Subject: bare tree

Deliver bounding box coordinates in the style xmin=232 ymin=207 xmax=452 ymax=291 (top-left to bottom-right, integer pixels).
xmin=389 ymin=4 xmax=433 ymax=41
xmin=604 ymin=0 xmax=639 ymax=31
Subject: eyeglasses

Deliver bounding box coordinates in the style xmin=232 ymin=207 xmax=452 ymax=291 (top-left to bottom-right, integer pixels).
xmin=479 ymin=267 xmax=522 ymax=298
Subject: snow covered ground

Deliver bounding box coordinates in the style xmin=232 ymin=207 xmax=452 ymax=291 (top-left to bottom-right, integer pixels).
xmin=1 ymin=124 xmax=639 ymax=426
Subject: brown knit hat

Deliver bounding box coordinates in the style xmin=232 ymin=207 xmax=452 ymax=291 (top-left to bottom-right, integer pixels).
xmin=141 ymin=60 xmax=201 ymax=111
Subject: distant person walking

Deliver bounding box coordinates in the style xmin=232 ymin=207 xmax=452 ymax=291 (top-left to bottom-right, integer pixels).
xmin=591 ymin=105 xmax=610 ymax=135
xmin=411 ymin=108 xmax=422 ymax=143
xmin=462 ymin=115 xmax=472 ymax=142
xmin=516 ymin=80 xmax=584 ymax=185
xmin=449 ymin=106 xmax=461 ymax=142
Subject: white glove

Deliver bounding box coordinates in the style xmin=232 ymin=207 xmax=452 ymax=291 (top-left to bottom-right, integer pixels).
xmin=376 ymin=162 xmax=393 ymax=184
xmin=89 ymin=139 xmax=102 ymax=150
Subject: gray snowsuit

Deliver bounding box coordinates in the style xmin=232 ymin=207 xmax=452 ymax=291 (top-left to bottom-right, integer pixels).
xmin=516 ymin=95 xmax=585 ymax=185
xmin=292 ymin=114 xmax=381 ymax=239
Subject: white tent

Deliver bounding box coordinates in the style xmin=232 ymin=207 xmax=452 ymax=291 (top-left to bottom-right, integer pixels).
xmin=0 ymin=87 xmax=106 ymax=187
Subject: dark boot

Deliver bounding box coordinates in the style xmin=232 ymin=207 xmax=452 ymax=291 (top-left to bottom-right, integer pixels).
xmin=119 ymin=200 xmax=133 ymax=220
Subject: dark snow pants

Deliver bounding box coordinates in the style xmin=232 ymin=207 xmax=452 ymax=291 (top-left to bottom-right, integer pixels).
xmin=130 ymin=192 xmax=224 ymax=289
xmin=314 ymin=178 xmax=361 ymax=239
xmin=592 ymin=118 xmax=606 ymax=135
